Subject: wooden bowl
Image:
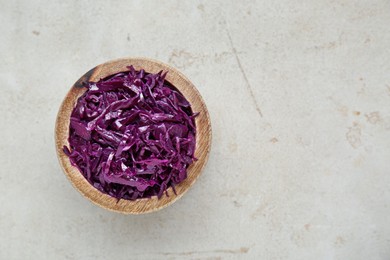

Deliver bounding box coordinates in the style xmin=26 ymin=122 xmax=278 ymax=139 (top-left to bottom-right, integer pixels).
xmin=55 ymin=58 xmax=211 ymax=214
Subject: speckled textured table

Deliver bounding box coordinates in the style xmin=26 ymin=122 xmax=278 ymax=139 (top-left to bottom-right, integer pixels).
xmin=1 ymin=1 xmax=390 ymax=259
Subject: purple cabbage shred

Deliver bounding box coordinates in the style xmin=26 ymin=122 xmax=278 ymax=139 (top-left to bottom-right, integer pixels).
xmin=64 ymin=66 xmax=197 ymax=200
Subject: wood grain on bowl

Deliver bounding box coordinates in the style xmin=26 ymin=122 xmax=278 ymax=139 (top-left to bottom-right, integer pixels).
xmin=55 ymin=58 xmax=212 ymax=214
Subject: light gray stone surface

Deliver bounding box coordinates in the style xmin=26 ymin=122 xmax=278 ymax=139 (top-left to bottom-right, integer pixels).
xmin=1 ymin=0 xmax=390 ymax=259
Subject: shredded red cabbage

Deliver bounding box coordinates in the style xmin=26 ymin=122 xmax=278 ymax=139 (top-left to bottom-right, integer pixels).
xmin=64 ymin=66 xmax=197 ymax=200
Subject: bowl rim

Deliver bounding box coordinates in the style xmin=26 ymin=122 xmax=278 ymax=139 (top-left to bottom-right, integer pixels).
xmin=55 ymin=57 xmax=212 ymax=214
